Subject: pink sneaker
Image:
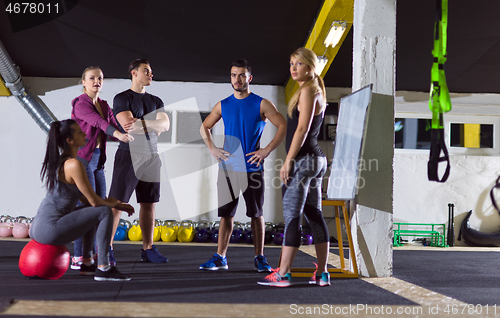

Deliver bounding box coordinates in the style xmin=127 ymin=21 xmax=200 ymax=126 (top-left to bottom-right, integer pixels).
xmin=70 ymin=256 xmax=83 ymax=270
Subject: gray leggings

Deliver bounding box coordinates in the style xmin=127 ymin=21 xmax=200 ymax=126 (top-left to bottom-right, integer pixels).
xmin=282 ymin=155 xmax=329 ymax=247
xmin=30 ymin=205 xmax=113 ymax=266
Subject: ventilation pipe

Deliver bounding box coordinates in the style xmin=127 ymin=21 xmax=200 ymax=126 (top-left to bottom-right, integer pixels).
xmin=0 ymin=39 xmax=57 ymax=133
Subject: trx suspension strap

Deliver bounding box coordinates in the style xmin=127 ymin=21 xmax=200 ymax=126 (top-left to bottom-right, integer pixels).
xmin=428 ymin=0 xmax=451 ymax=182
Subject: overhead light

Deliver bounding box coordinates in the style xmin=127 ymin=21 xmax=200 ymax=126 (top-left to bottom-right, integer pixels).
xmin=317 ymin=55 xmax=328 ymax=75
xmin=324 ymin=21 xmax=347 ymax=48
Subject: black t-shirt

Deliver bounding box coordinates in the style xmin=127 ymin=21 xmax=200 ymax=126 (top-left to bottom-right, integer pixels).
xmin=113 ymin=89 xmax=165 ymax=153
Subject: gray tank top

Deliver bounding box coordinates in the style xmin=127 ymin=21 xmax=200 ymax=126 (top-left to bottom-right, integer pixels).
xmin=36 ymin=181 xmax=82 ymax=221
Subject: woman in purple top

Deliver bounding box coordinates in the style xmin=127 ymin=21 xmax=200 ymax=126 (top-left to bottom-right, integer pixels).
xmin=70 ymin=66 xmax=133 ymax=269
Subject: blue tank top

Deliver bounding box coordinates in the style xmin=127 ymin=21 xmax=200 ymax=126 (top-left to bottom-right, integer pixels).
xmin=220 ymin=93 xmax=266 ymax=172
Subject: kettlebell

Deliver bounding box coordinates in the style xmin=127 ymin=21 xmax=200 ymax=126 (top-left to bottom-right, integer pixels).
xmin=178 ymin=220 xmax=195 ymax=242
xmin=211 ymin=221 xmax=220 ymax=243
xmin=302 ymin=233 xmax=313 ymax=245
xmin=230 ymin=221 xmax=243 ymax=243
xmin=161 ymin=220 xmax=178 ymax=242
xmin=264 ymin=222 xmax=274 ymax=245
xmin=301 ymin=224 xmax=314 ymax=245
xmin=114 ymin=219 xmax=128 ymax=241
xmin=27 ymin=217 xmax=33 ymax=238
xmin=128 ymin=218 xmax=142 ymax=241
xmin=122 ymin=219 xmax=131 ymax=231
xmin=12 ymin=216 xmax=29 ymax=238
xmin=244 ymin=221 xmax=253 ymax=244
xmin=195 ymin=220 xmax=210 ymax=243
xmin=273 ymin=222 xmax=285 ymax=245
xmin=153 ymin=219 xmax=162 ymax=242
xmin=0 ymin=215 xmax=13 ymax=237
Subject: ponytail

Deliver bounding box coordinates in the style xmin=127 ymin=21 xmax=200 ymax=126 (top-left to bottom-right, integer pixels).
xmin=40 ymin=119 xmax=76 ymax=192
xmin=287 ymin=74 xmax=326 ymax=118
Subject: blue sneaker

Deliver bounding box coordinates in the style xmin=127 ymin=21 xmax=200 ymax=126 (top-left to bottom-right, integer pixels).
xmin=199 ymin=254 xmax=228 ymax=270
xmin=254 ymin=255 xmax=272 ymax=272
xmin=109 ymin=247 xmax=116 ymax=266
xmin=257 ymin=269 xmax=292 ymax=287
xmin=141 ymin=245 xmax=168 ymax=263
xmin=309 ymin=271 xmax=331 ymax=286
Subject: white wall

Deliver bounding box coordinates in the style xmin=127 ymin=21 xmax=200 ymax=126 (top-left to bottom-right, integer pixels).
xmin=0 ymin=77 xmax=287 ymax=225
xmin=395 ymin=91 xmax=500 ymax=245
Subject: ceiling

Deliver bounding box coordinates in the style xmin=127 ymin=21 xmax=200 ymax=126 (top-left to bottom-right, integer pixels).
xmin=1 ymin=0 xmax=500 ymax=94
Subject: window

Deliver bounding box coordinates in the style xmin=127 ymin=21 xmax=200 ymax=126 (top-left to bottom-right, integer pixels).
xmin=176 ymin=111 xmax=211 ymax=144
xmin=395 ymin=118 xmax=432 ymax=149
xmin=446 ymin=116 xmax=499 ymax=154
xmin=395 ymin=113 xmax=499 ymax=154
xmin=450 ymin=123 xmax=493 ymax=148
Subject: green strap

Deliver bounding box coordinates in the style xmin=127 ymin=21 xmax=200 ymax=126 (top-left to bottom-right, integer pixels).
xmin=428 ymin=0 xmax=451 ymax=183
xmin=429 ymin=0 xmax=451 ymax=129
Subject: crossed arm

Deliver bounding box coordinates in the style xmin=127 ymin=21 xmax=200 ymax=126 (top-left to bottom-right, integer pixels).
xmin=116 ymin=111 xmax=170 ymax=135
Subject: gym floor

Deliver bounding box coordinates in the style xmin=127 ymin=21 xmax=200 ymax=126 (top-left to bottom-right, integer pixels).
xmin=0 ymin=238 xmax=499 ymax=318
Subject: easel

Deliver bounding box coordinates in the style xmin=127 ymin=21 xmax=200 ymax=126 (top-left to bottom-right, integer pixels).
xmin=291 ymin=199 xmax=358 ymax=278
xmin=287 ymin=84 xmax=373 ymax=279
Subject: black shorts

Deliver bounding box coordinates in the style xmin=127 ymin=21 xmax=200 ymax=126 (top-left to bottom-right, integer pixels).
xmin=217 ymin=169 xmax=264 ymax=218
xmin=109 ymin=149 xmax=161 ymax=203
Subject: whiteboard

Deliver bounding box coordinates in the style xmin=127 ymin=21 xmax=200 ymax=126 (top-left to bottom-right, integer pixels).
xmin=326 ymin=84 xmax=373 ymax=200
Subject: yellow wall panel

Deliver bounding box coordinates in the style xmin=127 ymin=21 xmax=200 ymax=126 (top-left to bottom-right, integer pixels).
xmin=463 ymin=123 xmax=480 ymax=148
xmin=0 ymin=77 xmax=12 ymax=96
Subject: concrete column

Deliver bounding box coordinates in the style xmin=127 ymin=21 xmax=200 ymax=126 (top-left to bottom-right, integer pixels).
xmin=351 ymin=0 xmax=396 ymax=277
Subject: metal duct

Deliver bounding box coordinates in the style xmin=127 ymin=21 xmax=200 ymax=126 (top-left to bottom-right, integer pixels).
xmin=0 ymin=39 xmax=57 ymax=133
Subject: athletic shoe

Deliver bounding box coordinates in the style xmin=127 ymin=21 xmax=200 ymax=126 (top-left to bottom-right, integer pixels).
xmin=309 ymin=271 xmax=331 ymax=286
xmin=199 ymin=254 xmax=228 ymax=270
xmin=94 ymin=266 xmax=131 ymax=282
xmin=254 ymin=255 xmax=272 ymax=272
xmin=257 ymin=269 xmax=292 ymax=287
xmin=140 ymin=245 xmax=168 ymax=263
xmin=79 ymin=263 xmax=97 ymax=276
xmin=109 ymin=247 xmax=116 ymax=266
xmin=70 ymin=256 xmax=83 ymax=270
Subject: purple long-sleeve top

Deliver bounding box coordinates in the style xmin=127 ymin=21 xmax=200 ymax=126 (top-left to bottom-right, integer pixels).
xmin=71 ymin=93 xmax=119 ymax=166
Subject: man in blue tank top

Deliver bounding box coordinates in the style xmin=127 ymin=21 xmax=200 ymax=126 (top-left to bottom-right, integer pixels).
xmin=200 ymin=60 xmax=286 ymax=272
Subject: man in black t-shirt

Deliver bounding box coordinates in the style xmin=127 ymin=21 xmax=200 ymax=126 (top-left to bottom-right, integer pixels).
xmin=109 ymin=59 xmax=170 ymax=263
